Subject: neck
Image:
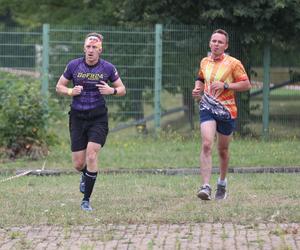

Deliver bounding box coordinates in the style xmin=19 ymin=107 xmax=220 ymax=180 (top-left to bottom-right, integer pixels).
xmin=85 ymin=58 xmax=100 ymax=66
xmin=211 ymin=53 xmax=224 ymax=61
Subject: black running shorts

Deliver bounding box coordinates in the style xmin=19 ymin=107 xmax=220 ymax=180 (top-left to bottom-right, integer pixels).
xmin=69 ymin=107 xmax=109 ymax=152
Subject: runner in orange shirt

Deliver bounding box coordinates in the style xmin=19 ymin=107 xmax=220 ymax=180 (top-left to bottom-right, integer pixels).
xmin=192 ymin=29 xmax=251 ymax=200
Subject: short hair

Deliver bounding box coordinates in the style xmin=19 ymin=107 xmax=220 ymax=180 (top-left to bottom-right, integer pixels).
xmin=212 ymin=29 xmax=229 ymax=44
xmin=85 ymin=32 xmax=103 ymax=42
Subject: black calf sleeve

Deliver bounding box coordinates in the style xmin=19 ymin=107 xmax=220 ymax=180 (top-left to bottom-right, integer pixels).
xmin=83 ymin=170 xmax=98 ymax=201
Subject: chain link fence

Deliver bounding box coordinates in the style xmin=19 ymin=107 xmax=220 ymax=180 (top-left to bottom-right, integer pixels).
xmin=0 ymin=24 xmax=299 ymax=139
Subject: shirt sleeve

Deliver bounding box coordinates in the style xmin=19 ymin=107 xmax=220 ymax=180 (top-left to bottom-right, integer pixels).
xmin=108 ymin=64 xmax=120 ymax=83
xmin=233 ymin=60 xmax=249 ymax=82
xmin=197 ymin=59 xmax=205 ymax=82
xmin=63 ymin=62 xmax=73 ymax=80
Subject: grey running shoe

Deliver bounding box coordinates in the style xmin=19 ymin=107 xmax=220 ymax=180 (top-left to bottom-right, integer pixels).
xmin=81 ymin=200 xmax=92 ymax=211
xmin=79 ymin=173 xmax=85 ymax=194
xmin=197 ymin=185 xmax=212 ymax=200
xmin=215 ymin=184 xmax=227 ymax=200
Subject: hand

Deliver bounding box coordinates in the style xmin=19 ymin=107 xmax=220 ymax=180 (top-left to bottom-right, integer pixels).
xmin=192 ymin=86 xmax=203 ymax=103
xmin=71 ymin=85 xmax=83 ymax=96
xmin=192 ymin=86 xmax=202 ymax=97
xmin=210 ymin=81 xmax=225 ymax=91
xmin=96 ymin=81 xmax=114 ymax=95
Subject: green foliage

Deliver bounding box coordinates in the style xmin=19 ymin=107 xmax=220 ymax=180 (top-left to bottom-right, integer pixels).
xmin=3 ymin=0 xmax=299 ymax=46
xmin=115 ymin=0 xmax=300 ymax=44
xmin=0 ymin=0 xmax=120 ymax=27
xmin=0 ymin=71 xmax=58 ymax=159
xmin=2 ymin=0 xmax=300 ymax=46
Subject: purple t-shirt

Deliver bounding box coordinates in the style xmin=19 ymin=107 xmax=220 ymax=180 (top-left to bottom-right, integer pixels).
xmin=63 ymin=57 xmax=120 ymax=111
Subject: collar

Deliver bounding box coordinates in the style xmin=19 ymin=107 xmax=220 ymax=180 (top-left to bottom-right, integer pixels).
xmin=209 ymin=53 xmax=225 ymax=62
xmin=84 ymin=57 xmax=101 ymax=67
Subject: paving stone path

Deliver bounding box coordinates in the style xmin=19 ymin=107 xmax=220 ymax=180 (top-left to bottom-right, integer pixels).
xmin=0 ymin=223 xmax=299 ymax=249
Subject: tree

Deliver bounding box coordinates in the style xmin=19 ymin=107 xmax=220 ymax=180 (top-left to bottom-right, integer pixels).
xmin=114 ymin=0 xmax=300 ymax=133
xmin=0 ymin=0 xmax=120 ymax=27
xmin=5 ymin=0 xmax=300 ymax=40
xmin=115 ymin=0 xmax=300 ymax=41
xmin=2 ymin=0 xmax=300 ymax=133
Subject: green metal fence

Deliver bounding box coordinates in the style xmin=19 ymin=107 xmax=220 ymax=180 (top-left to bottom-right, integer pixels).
xmin=47 ymin=24 xmax=158 ymax=133
xmin=0 ymin=24 xmax=299 ymax=139
xmin=249 ymin=42 xmax=300 ymax=140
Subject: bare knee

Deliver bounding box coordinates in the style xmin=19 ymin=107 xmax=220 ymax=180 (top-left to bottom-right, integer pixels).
xmin=86 ymin=151 xmax=97 ymax=165
xmin=73 ymin=159 xmax=85 ymax=171
xmin=202 ymin=141 xmax=213 ymax=156
xmin=218 ymin=147 xmax=229 ymax=160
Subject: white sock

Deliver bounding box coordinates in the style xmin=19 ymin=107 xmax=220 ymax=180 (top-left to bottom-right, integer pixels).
xmin=218 ymin=178 xmax=227 ymax=187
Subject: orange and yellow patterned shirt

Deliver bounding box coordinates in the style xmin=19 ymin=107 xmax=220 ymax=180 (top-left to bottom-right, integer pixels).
xmin=197 ymin=54 xmax=249 ymax=119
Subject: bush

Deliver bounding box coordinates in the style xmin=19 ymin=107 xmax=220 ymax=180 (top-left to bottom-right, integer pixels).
xmin=0 ymin=71 xmax=58 ymax=160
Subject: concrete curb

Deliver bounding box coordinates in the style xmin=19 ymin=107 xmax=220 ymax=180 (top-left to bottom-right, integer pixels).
xmin=10 ymin=166 xmax=300 ymax=176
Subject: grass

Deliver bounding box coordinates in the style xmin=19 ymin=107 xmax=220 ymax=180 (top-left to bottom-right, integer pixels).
xmin=1 ymin=83 xmax=299 ymax=170
xmin=251 ymin=96 xmax=300 ymax=117
xmin=1 ymin=126 xmax=300 ymax=171
xmin=249 ymin=86 xmax=300 ymax=139
xmin=0 ymin=87 xmax=299 ymax=229
xmin=0 ymin=173 xmax=299 ymax=227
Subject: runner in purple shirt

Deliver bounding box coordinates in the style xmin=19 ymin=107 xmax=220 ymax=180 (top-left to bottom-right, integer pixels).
xmin=63 ymin=57 xmax=120 ymax=111
xmin=56 ymin=32 xmax=126 ymax=211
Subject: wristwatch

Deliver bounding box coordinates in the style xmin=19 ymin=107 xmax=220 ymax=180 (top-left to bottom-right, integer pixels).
xmin=113 ymin=88 xmax=118 ymax=95
xmin=223 ymin=82 xmax=229 ymax=90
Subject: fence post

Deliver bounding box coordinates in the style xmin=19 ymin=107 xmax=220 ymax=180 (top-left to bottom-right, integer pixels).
xmin=154 ymin=24 xmax=162 ymax=133
xmin=262 ymin=41 xmax=271 ymax=140
xmin=42 ymin=24 xmax=49 ymax=112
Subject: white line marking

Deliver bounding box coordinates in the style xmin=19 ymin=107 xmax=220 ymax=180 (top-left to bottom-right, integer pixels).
xmin=0 ymin=170 xmax=32 ymax=183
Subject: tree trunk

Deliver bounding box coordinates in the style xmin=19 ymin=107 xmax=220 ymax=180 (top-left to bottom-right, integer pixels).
xmin=182 ymin=87 xmax=195 ymax=130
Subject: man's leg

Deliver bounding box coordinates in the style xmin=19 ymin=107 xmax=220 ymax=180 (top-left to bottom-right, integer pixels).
xmin=217 ymin=133 xmax=231 ymax=181
xmin=86 ymin=141 xmax=101 ymax=173
xmin=81 ymin=142 xmax=101 ymax=211
xmin=72 ymin=150 xmax=86 ymax=172
xmin=215 ymin=132 xmax=232 ymax=200
xmin=72 ymin=150 xmax=87 ymax=193
xmin=197 ymin=120 xmax=216 ymax=200
xmin=200 ymin=120 xmax=217 ymax=185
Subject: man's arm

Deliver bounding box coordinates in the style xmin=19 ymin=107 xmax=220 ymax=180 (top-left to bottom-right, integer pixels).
xmin=192 ymin=80 xmax=205 ymax=98
xmin=210 ymin=79 xmax=251 ymax=92
xmin=96 ymin=78 xmax=126 ymax=96
xmin=56 ymin=75 xmax=71 ymax=96
xmin=225 ymin=79 xmax=251 ymax=92
xmin=56 ymin=75 xmax=83 ymax=96
xmin=228 ymin=61 xmax=252 ymax=92
xmin=111 ymin=78 xmax=126 ymax=96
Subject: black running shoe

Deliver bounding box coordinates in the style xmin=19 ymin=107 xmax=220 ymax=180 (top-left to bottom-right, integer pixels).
xmin=215 ymin=184 xmax=227 ymax=200
xmin=81 ymin=200 xmax=92 ymax=211
xmin=79 ymin=173 xmax=86 ymax=194
xmin=197 ymin=184 xmax=212 ymax=200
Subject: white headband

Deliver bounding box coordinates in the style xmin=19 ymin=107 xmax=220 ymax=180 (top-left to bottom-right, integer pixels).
xmin=87 ymin=36 xmax=101 ymax=42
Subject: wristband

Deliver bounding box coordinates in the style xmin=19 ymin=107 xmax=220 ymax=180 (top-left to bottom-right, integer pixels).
xmin=67 ymin=88 xmax=73 ymax=96
xmin=113 ymin=88 xmax=117 ymax=95
xmin=195 ymin=76 xmax=204 ymax=83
